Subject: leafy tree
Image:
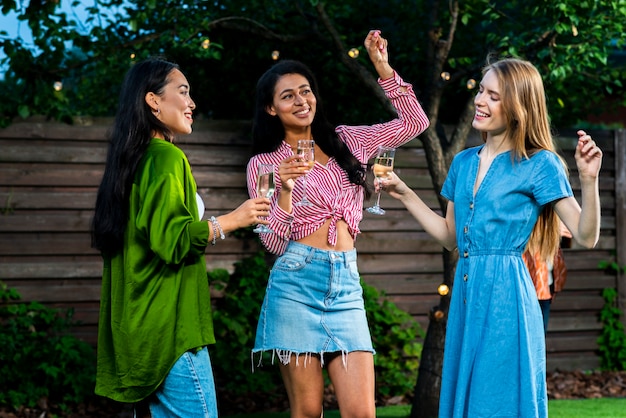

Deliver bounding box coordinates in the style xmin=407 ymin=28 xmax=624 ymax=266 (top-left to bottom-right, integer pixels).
xmin=2 ymin=1 xmax=625 ymax=416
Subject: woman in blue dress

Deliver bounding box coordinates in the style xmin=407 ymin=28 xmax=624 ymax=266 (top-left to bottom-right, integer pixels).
xmin=379 ymin=57 xmax=602 ymax=417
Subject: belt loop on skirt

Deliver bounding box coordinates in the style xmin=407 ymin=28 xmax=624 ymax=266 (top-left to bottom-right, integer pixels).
xmin=305 ymin=245 xmax=315 ymax=264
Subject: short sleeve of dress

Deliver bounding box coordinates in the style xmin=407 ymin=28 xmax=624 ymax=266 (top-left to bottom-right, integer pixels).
xmin=441 ymin=152 xmax=461 ymax=202
xmin=531 ymin=151 xmax=573 ymax=206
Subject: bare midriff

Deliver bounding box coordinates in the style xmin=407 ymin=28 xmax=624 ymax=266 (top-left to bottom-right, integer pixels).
xmin=296 ymin=219 xmax=354 ymax=252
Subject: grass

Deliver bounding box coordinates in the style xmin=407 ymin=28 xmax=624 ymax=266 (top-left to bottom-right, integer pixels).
xmin=224 ymin=398 xmax=626 ymax=418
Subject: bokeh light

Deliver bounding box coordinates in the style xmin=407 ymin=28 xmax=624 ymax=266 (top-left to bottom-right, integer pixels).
xmin=201 ymin=38 xmax=210 ymax=49
xmin=53 ymin=81 xmax=63 ymax=91
xmin=440 ymin=71 xmax=451 ymax=81
xmin=271 ymin=50 xmax=280 ymax=60
xmin=437 ymin=283 xmax=449 ymax=296
xmin=466 ymin=79 xmax=477 ymax=90
xmin=348 ymin=48 xmax=359 ymax=58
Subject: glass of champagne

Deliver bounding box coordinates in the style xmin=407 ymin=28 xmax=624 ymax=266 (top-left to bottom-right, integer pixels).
xmin=253 ymin=163 xmax=275 ymax=233
xmin=294 ymin=139 xmax=315 ymax=207
xmin=366 ymin=145 xmax=396 ymax=215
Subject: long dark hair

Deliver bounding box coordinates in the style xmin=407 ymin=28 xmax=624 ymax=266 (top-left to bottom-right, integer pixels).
xmin=251 ymin=59 xmax=370 ymax=197
xmin=91 ymin=58 xmax=179 ymax=255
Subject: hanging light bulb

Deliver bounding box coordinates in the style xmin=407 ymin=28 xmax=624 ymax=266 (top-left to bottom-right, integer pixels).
xmin=201 ymin=38 xmax=210 ymax=49
xmin=271 ymin=50 xmax=280 ymax=60
xmin=466 ymin=79 xmax=477 ymax=90
xmin=53 ymin=81 xmax=63 ymax=91
xmin=348 ymin=48 xmax=359 ymax=59
xmin=129 ymin=52 xmax=136 ymax=60
xmin=433 ymin=309 xmax=445 ymax=320
xmin=437 ymin=283 xmax=449 ymax=296
xmin=440 ymin=71 xmax=451 ymax=81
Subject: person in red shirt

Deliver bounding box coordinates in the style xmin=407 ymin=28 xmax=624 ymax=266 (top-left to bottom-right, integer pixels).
xmin=523 ymin=222 xmax=572 ymax=335
xmin=246 ymin=30 xmax=429 ymax=418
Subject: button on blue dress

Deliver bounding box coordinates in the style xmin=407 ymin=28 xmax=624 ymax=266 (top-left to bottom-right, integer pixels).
xmin=439 ymin=146 xmax=573 ymax=418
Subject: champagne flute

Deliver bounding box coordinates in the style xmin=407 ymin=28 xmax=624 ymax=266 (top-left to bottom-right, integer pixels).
xmin=294 ymin=139 xmax=315 ymax=207
xmin=253 ymin=163 xmax=275 ymax=233
xmin=366 ymin=146 xmax=396 ymax=215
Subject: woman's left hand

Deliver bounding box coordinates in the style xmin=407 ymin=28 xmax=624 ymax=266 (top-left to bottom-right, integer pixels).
xmin=575 ymin=130 xmax=603 ymax=180
xmin=364 ymin=30 xmax=389 ymax=66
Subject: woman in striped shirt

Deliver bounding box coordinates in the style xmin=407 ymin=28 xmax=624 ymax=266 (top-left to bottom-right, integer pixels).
xmin=246 ymin=30 xmax=429 ymax=417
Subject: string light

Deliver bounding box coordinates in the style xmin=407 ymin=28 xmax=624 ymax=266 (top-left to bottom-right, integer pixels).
xmin=437 ymin=283 xmax=449 ymax=296
xmin=433 ymin=309 xmax=445 ymax=320
xmin=271 ymin=50 xmax=280 ymax=60
xmin=53 ymin=81 xmax=63 ymax=91
xmin=201 ymin=38 xmax=210 ymax=49
xmin=130 ymin=52 xmax=136 ymax=60
xmin=348 ymin=48 xmax=359 ymax=58
xmin=466 ymin=79 xmax=477 ymax=90
xmin=440 ymin=71 xmax=451 ymax=81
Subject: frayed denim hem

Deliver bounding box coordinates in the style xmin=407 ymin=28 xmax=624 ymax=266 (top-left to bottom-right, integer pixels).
xmin=251 ymin=349 xmax=367 ymax=372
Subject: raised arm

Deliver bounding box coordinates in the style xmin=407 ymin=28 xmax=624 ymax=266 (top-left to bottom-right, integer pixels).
xmin=554 ymin=130 xmax=602 ymax=248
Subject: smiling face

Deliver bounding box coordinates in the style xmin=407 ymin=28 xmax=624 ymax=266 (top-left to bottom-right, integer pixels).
xmin=146 ymin=68 xmax=196 ymax=137
xmin=266 ymin=73 xmax=316 ymax=134
xmin=472 ymin=69 xmax=507 ymax=138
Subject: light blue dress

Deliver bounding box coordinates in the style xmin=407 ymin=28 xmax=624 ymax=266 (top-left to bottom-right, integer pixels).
xmin=439 ymin=146 xmax=573 ymax=418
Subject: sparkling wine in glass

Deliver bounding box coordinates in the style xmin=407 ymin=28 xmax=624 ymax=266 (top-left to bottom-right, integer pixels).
xmin=253 ymin=163 xmax=275 ymax=233
xmin=294 ymin=139 xmax=315 ymax=207
xmin=366 ymin=146 xmax=396 ymax=215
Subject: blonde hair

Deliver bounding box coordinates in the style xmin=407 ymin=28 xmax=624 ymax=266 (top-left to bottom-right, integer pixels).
xmin=481 ymin=57 xmax=568 ymax=262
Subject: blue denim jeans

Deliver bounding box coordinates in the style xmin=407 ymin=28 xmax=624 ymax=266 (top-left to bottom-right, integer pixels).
xmin=148 ymin=347 xmax=218 ymax=418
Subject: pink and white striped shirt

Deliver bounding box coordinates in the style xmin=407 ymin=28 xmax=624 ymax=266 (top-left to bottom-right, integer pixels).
xmin=246 ymin=71 xmax=429 ymax=255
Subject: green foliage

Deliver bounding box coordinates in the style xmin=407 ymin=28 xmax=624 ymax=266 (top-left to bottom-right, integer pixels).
xmin=0 ymin=282 xmax=96 ymax=412
xmin=596 ymin=261 xmax=626 ymax=371
xmin=1 ymin=0 xmax=624 ymax=128
xmin=362 ymin=281 xmax=424 ymax=398
xmin=597 ymin=287 xmax=626 ymax=371
xmin=209 ymin=251 xmax=283 ymax=396
xmin=209 ymin=250 xmax=425 ymax=401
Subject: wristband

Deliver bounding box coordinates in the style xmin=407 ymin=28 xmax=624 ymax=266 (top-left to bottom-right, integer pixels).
xmin=210 ymin=216 xmax=225 ymax=245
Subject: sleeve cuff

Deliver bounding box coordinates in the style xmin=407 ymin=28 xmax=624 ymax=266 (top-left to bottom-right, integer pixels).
xmin=379 ymin=71 xmax=413 ymax=99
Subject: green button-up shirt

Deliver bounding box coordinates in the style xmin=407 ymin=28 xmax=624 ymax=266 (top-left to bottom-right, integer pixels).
xmin=95 ymin=139 xmax=215 ymax=402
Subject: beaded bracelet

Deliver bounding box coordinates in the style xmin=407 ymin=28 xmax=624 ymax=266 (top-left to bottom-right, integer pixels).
xmin=210 ymin=216 xmax=225 ymax=245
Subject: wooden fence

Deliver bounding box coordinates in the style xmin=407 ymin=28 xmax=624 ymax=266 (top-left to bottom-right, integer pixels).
xmin=0 ymin=117 xmax=624 ymax=372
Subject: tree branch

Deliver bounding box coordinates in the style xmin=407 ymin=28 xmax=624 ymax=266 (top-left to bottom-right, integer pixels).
xmin=315 ymin=1 xmax=397 ymax=116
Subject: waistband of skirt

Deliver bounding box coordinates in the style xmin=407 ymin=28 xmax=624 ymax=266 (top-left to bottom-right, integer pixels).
xmin=285 ymin=241 xmax=357 ymax=263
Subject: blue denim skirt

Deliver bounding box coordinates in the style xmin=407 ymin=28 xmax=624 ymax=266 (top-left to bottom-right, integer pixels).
xmin=253 ymin=241 xmax=374 ymax=367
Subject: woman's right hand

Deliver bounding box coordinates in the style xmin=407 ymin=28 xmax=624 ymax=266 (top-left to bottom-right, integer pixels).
xmin=378 ymin=172 xmax=411 ymax=200
xmin=278 ymin=155 xmax=308 ymax=192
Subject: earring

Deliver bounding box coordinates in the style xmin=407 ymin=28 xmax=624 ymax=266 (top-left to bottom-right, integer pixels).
xmin=153 ymin=108 xmax=160 ymax=117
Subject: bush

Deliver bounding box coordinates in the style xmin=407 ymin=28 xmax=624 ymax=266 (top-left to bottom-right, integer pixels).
xmin=0 ymin=282 xmax=96 ymax=413
xmin=597 ymin=288 xmax=626 ymax=371
xmin=363 ymin=282 xmax=424 ymax=399
xmin=597 ymin=261 xmax=626 ymax=371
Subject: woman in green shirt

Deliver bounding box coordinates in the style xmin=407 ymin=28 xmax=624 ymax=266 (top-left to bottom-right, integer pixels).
xmin=91 ymin=58 xmax=270 ymax=417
